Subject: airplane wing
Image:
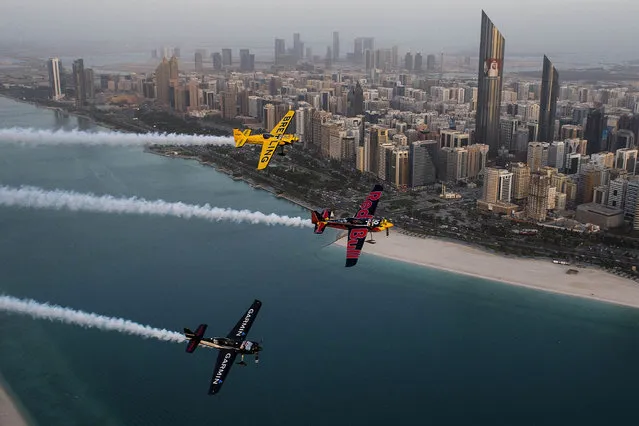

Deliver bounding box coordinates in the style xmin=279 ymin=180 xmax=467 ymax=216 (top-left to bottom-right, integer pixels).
xmin=270 ymin=110 xmax=295 ymax=138
xmin=257 ymin=138 xmax=280 ymax=170
xmin=208 ymin=349 xmax=238 ymax=395
xmin=354 ymin=184 xmax=384 ymax=219
xmin=227 ymin=299 xmax=262 ymax=339
xmin=345 ymin=227 xmax=368 ymax=267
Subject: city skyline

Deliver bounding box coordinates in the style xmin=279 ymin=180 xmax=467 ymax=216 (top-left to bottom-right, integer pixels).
xmin=1 ymin=2 xmax=639 ymax=61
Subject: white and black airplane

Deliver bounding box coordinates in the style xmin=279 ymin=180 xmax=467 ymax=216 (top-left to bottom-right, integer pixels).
xmin=184 ymin=299 xmax=262 ymax=395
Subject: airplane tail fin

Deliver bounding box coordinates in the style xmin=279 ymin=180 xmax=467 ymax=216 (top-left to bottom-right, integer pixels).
xmin=184 ymin=323 xmax=207 ymax=353
xmin=233 ymin=129 xmax=251 ymax=148
xmin=311 ymin=210 xmax=330 ymax=234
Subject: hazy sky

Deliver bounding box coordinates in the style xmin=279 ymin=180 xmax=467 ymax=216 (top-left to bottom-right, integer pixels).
xmin=1 ymin=0 xmax=638 ymax=59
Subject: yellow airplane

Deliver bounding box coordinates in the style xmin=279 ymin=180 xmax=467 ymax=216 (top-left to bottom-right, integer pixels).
xmin=233 ymin=110 xmax=299 ymax=170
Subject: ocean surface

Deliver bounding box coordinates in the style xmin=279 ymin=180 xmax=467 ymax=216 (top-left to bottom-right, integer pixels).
xmin=1 ymin=96 xmax=639 ymax=426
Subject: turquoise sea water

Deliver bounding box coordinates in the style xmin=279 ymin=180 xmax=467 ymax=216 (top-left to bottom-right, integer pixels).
xmin=1 ymin=96 xmax=639 ymax=425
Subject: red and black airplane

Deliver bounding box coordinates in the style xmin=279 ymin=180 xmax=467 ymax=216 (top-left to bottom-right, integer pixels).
xmin=311 ymin=184 xmax=394 ymax=267
xmin=184 ymin=299 xmax=262 ymax=395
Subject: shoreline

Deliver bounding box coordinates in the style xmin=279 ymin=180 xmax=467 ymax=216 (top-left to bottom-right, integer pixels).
xmin=146 ymin=149 xmax=318 ymax=212
xmin=0 ymin=373 xmax=31 ymax=426
xmin=5 ymin=94 xmax=639 ymax=309
xmin=334 ymin=231 xmax=639 ymax=309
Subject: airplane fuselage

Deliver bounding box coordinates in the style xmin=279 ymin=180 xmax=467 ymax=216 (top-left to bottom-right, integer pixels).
xmin=243 ymin=134 xmax=298 ymax=146
xmin=323 ymin=217 xmax=393 ymax=233
xmin=196 ymin=337 xmax=261 ymax=355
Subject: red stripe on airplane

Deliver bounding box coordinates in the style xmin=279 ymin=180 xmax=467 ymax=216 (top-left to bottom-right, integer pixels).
xmin=346 ymin=229 xmax=367 ymax=259
xmin=354 ymin=191 xmax=382 ymax=219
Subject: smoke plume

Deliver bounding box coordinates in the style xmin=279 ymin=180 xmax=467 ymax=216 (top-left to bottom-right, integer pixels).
xmin=0 ymin=128 xmax=234 ymax=147
xmin=0 ymin=294 xmax=186 ymax=343
xmin=0 ymin=185 xmax=314 ymax=228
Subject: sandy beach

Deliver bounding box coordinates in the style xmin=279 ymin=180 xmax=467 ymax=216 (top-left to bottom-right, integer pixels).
xmin=0 ymin=384 xmax=29 ymax=426
xmin=335 ymin=231 xmax=639 ymax=309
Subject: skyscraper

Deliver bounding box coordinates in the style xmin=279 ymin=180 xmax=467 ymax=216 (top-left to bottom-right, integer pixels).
xmin=354 ymin=37 xmax=374 ymax=64
xmin=538 ymin=55 xmax=559 ymax=142
xmin=325 ymin=46 xmax=333 ymax=69
xmin=47 ymin=58 xmax=62 ymax=100
xmin=585 ymin=107 xmax=606 ymax=154
xmin=526 ymin=172 xmax=551 ymax=221
xmin=84 ymin=68 xmax=95 ymax=102
xmin=346 ymin=82 xmax=364 ymax=117
xmin=404 ymin=52 xmax=413 ymax=71
xmin=410 ymin=140 xmax=438 ymax=186
xmin=239 ymin=49 xmax=253 ymax=72
xmin=414 ymin=53 xmax=423 ymax=72
xmin=194 ymin=52 xmax=203 ymax=73
xmin=426 ymin=54 xmax=436 ymax=71
xmin=155 ymin=57 xmax=170 ymax=104
xmin=274 ymin=39 xmax=285 ymax=64
xmin=293 ymin=33 xmax=303 ymax=60
xmin=475 ymin=11 xmax=505 ymax=157
xmin=332 ymin=31 xmax=339 ymax=61
xmin=72 ymin=59 xmax=86 ymax=108
xmin=222 ymin=49 xmax=232 ymax=66
xmin=212 ymin=52 xmax=222 ymax=71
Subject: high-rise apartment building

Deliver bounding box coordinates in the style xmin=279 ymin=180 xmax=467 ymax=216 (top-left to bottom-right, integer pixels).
xmin=293 ymin=33 xmax=303 ymax=60
xmin=155 ymin=57 xmax=171 ymax=104
xmin=332 ymin=31 xmax=339 ymax=61
xmin=526 ymin=172 xmax=551 ymax=221
xmin=466 ymin=144 xmax=489 ymax=179
xmin=527 ymin=142 xmax=549 ymax=172
xmin=414 ymin=53 xmax=423 ymax=72
xmin=354 ymin=37 xmax=374 ymax=64
xmin=194 ymin=52 xmax=203 ymax=73
xmin=346 ymin=82 xmax=364 ymax=117
xmin=548 ymin=141 xmax=565 ymax=170
xmin=219 ymin=91 xmax=237 ymax=120
xmin=222 ymin=49 xmax=232 ymax=66
xmin=404 ymin=52 xmax=413 ymax=71
xmin=410 ymin=140 xmax=438 ymax=187
xmin=47 ymin=58 xmax=63 ymax=100
xmin=84 ymin=68 xmax=94 ymax=102
xmin=72 ymin=59 xmax=86 ymax=108
xmin=212 ymin=52 xmax=222 ymax=71
xmin=368 ymin=126 xmax=388 ymax=175
xmin=483 ymin=167 xmax=513 ymax=203
xmin=390 ymin=148 xmax=410 ymax=188
xmin=615 ymin=148 xmax=638 ymax=174
xmin=585 ymin=107 xmax=606 ymax=154
xmin=239 ymin=49 xmax=254 ymax=72
xmin=499 ymin=117 xmax=519 ymax=151
xmin=426 ymin=54 xmax=436 ymax=71
xmin=511 ymin=162 xmax=531 ymax=202
xmin=274 ymin=39 xmax=285 ymax=64
xmin=475 ymin=11 xmax=505 ymax=156
xmin=538 ymin=55 xmax=559 ymax=142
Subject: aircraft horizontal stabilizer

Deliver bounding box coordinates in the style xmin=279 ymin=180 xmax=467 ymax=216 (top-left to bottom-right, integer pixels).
xmin=311 ymin=210 xmax=328 ymax=234
xmin=233 ymin=129 xmax=251 ymax=148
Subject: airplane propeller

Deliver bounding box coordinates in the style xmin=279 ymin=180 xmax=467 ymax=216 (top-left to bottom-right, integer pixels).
xmin=255 ymin=337 xmax=263 ymax=365
xmin=386 ymin=227 xmax=389 ymax=237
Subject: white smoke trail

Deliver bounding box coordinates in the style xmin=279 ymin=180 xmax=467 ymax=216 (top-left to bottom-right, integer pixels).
xmin=0 ymin=127 xmax=234 ymax=147
xmin=0 ymin=185 xmax=314 ymax=228
xmin=0 ymin=295 xmax=186 ymax=343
